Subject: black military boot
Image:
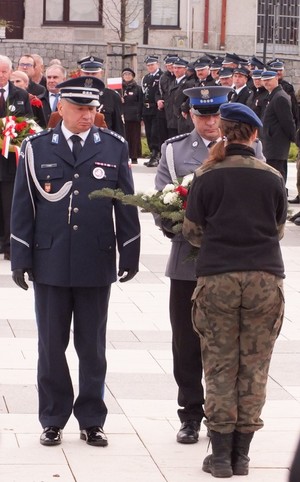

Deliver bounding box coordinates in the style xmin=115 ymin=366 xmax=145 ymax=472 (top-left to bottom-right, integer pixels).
xmin=232 ymin=431 xmax=254 ymax=476
xmin=147 ymin=150 xmax=160 ymax=167
xmin=202 ymin=430 xmax=233 ymax=478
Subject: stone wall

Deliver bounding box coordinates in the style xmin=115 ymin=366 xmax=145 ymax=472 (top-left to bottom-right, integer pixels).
xmin=1 ymin=39 xmax=300 ymax=92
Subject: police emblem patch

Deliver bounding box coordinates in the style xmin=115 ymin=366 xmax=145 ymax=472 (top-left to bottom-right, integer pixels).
xmin=93 ymin=167 xmax=105 ymax=179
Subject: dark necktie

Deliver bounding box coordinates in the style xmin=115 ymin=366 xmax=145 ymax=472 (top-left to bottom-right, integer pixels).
xmin=208 ymin=141 xmax=217 ymax=148
xmin=70 ymin=135 xmax=82 ymax=161
xmin=51 ymin=93 xmax=59 ymax=112
xmin=0 ymin=88 xmax=6 ymax=117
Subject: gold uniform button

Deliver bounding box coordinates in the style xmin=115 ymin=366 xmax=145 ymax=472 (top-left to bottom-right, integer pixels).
xmin=73 ymin=225 xmax=78 ymax=231
xmin=74 ymin=173 xmax=79 ymax=179
xmin=73 ymin=207 xmax=79 ymax=213
xmin=74 ymin=190 xmax=79 ymax=195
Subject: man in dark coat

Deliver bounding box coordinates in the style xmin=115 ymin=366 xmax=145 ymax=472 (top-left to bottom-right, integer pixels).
xmin=230 ymin=65 xmax=252 ymax=105
xmin=121 ymin=67 xmax=143 ymax=163
xmin=165 ymin=57 xmax=195 ymax=137
xmin=261 ymin=70 xmax=296 ymax=183
xmin=0 ymin=55 xmax=33 ymax=260
xmin=141 ymin=55 xmax=163 ymax=167
xmin=17 ymin=54 xmax=46 ymax=98
xmin=10 ymin=76 xmax=140 ymax=447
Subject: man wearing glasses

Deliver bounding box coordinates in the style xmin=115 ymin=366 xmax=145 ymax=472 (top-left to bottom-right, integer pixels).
xmin=17 ymin=54 xmax=46 ymax=98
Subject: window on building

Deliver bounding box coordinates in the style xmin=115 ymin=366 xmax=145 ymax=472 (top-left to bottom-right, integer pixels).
xmin=43 ymin=0 xmax=102 ymax=25
xmin=257 ymin=0 xmax=299 ymax=48
xmin=150 ymin=0 xmax=179 ymax=27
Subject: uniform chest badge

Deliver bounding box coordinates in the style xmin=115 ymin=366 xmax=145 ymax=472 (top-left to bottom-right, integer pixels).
xmin=44 ymin=182 xmax=51 ymax=193
xmin=192 ymin=141 xmax=198 ymax=147
xmin=93 ymin=167 xmax=105 ymax=179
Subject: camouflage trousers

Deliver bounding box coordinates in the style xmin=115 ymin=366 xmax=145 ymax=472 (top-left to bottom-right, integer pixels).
xmin=191 ymin=271 xmax=284 ymax=434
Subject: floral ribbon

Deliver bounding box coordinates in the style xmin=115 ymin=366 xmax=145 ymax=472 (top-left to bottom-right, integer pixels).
xmin=1 ymin=116 xmax=18 ymax=159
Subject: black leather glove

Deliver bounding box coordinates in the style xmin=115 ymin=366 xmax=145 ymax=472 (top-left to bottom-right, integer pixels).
xmin=161 ymin=218 xmax=176 ymax=239
xmin=118 ymin=268 xmax=138 ymax=283
xmin=12 ymin=269 xmax=34 ymax=290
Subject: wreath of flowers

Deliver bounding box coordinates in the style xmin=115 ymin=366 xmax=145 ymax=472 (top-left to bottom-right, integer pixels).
xmin=89 ymin=173 xmax=194 ymax=234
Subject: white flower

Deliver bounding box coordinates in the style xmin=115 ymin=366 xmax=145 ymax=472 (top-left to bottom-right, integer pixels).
xmin=141 ymin=189 xmax=158 ymax=200
xmin=181 ymin=173 xmax=194 ymax=187
xmin=162 ymin=191 xmax=179 ymax=205
xmin=8 ymin=105 xmax=16 ymax=112
xmin=162 ymin=183 xmax=175 ymax=193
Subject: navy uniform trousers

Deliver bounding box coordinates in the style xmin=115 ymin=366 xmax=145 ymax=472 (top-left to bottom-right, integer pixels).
xmin=35 ymin=283 xmax=111 ymax=430
xmin=170 ymin=279 xmax=205 ymax=422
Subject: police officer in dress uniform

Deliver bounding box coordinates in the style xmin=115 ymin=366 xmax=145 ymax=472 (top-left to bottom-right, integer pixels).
xmin=78 ymin=56 xmax=125 ymax=136
xmin=156 ymin=54 xmax=177 ymax=149
xmin=10 ymin=76 xmax=140 ymax=447
xmin=230 ymin=65 xmax=252 ymax=104
xmin=142 ymin=55 xmax=163 ymax=167
xmin=154 ymin=86 xmax=233 ymax=445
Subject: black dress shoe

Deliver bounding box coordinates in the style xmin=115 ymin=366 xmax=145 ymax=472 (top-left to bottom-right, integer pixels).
xmin=289 ymin=195 xmax=300 ymax=204
xmin=176 ymin=420 xmax=200 ymax=444
xmin=143 ymin=160 xmax=150 ymax=166
xmin=146 ymin=158 xmax=159 ymax=167
xmin=40 ymin=426 xmax=62 ymax=446
xmin=80 ymin=426 xmax=108 ymax=446
xmin=294 ymin=217 xmax=300 ymax=226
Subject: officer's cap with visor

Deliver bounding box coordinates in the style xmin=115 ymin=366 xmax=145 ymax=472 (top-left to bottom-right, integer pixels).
xmin=78 ymin=55 xmax=104 ymax=73
xmin=56 ymin=76 xmax=104 ymax=107
xmin=145 ymin=55 xmax=159 ymax=65
xmin=183 ymin=86 xmax=233 ymax=116
xmin=220 ymin=102 xmax=263 ymax=128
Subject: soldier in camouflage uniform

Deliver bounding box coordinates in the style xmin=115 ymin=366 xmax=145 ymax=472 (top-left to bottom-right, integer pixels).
xmin=183 ymin=102 xmax=287 ymax=478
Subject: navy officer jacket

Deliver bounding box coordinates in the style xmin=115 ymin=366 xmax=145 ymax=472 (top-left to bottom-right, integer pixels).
xmin=10 ymin=124 xmax=140 ymax=287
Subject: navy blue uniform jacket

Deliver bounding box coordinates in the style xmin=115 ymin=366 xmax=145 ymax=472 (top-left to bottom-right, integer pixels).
xmin=11 ymin=124 xmax=140 ymax=287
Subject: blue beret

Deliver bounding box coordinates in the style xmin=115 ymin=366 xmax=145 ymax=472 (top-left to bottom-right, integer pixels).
xmin=261 ymin=70 xmax=277 ymax=80
xmin=56 ymin=76 xmax=104 ymax=107
xmin=220 ymin=102 xmax=263 ymax=128
xmin=183 ymin=86 xmax=233 ymax=115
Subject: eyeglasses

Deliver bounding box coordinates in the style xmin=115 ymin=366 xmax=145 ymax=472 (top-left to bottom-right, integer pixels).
xmin=18 ymin=63 xmax=34 ymax=68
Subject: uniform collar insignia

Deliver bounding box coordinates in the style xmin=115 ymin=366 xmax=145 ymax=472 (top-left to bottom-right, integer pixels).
xmin=93 ymin=132 xmax=101 ymax=143
xmin=52 ymin=133 xmax=59 ymax=144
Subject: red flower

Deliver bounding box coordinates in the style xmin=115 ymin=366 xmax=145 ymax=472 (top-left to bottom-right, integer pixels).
xmin=175 ymin=185 xmax=188 ymax=198
xmin=15 ymin=121 xmax=28 ymax=132
xmin=30 ymin=97 xmax=43 ymax=108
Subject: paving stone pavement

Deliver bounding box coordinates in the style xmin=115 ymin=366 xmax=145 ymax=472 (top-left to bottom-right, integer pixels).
xmin=0 ymin=161 xmax=300 ymax=481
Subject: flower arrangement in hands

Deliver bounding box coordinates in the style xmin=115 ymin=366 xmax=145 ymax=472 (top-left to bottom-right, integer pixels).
xmin=0 ymin=113 xmax=42 ymax=159
xmin=89 ymin=173 xmax=194 ymax=235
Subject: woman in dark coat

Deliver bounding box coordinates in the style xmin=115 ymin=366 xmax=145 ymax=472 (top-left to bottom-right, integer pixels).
xmin=122 ymin=68 xmax=143 ymax=164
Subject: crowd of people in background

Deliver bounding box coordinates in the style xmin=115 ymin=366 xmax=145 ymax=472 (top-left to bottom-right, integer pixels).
xmin=0 ymin=49 xmax=299 ymax=252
